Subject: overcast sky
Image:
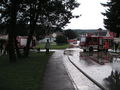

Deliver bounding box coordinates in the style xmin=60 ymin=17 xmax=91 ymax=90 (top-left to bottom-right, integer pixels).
xmin=65 ymin=0 xmax=108 ymax=30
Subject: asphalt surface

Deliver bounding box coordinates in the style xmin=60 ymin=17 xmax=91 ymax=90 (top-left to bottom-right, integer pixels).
xmin=42 ymin=48 xmax=120 ymax=90
xmin=42 ymin=50 xmax=75 ymax=90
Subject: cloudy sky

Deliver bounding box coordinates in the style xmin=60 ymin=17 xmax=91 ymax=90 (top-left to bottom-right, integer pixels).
xmin=65 ymin=0 xmax=108 ymax=29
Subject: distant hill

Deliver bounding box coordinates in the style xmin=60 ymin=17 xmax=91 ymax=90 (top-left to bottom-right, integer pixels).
xmin=70 ymin=29 xmax=107 ymax=36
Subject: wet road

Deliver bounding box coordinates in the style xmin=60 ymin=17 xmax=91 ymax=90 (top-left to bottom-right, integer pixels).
xmin=64 ymin=48 xmax=120 ymax=90
xmin=80 ymin=51 xmax=113 ymax=65
xmin=63 ymin=50 xmax=101 ymax=90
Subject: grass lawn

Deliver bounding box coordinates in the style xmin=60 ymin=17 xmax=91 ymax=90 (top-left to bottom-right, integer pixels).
xmin=36 ymin=43 xmax=70 ymax=49
xmin=0 ymin=52 xmax=53 ymax=90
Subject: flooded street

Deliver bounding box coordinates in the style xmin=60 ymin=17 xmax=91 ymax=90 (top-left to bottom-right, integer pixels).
xmin=64 ymin=48 xmax=120 ymax=90
xmin=80 ymin=51 xmax=113 ymax=65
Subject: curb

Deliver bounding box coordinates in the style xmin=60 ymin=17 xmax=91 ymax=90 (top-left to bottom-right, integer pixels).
xmin=68 ymin=56 xmax=107 ymax=90
xmin=63 ymin=55 xmax=79 ymax=90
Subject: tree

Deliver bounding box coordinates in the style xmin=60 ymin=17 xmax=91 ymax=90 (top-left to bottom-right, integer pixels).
xmin=7 ymin=0 xmax=18 ymax=62
xmin=0 ymin=0 xmax=19 ymax=62
xmin=0 ymin=0 xmax=23 ymax=61
xmin=23 ymin=0 xmax=80 ymax=56
xmin=0 ymin=0 xmax=80 ymax=58
xmin=56 ymin=35 xmax=68 ymax=44
xmin=64 ymin=29 xmax=78 ymax=39
xmin=0 ymin=24 xmax=7 ymax=34
xmin=101 ymin=0 xmax=120 ymax=37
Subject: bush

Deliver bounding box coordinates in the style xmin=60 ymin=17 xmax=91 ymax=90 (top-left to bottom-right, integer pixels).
xmin=64 ymin=29 xmax=78 ymax=39
xmin=55 ymin=35 xmax=68 ymax=44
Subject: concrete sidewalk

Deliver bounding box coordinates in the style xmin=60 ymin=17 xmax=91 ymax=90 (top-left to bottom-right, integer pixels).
xmin=42 ymin=50 xmax=75 ymax=90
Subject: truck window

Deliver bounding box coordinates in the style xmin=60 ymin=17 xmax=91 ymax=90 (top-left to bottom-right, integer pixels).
xmin=81 ymin=37 xmax=86 ymax=42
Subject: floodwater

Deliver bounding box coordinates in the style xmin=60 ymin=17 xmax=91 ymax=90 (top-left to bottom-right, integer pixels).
xmin=64 ymin=48 xmax=120 ymax=90
xmin=80 ymin=51 xmax=113 ymax=65
xmin=79 ymin=51 xmax=120 ymax=90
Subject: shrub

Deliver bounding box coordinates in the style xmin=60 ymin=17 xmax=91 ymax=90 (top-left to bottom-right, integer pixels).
xmin=55 ymin=35 xmax=68 ymax=45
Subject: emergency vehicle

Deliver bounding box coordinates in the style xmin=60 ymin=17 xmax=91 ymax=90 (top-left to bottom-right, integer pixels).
xmin=0 ymin=35 xmax=36 ymax=49
xmin=80 ymin=35 xmax=113 ymax=52
xmin=16 ymin=36 xmax=36 ymax=48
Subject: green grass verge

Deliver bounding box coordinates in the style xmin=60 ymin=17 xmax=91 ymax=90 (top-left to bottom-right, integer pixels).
xmin=0 ymin=52 xmax=53 ymax=90
xmin=36 ymin=43 xmax=69 ymax=49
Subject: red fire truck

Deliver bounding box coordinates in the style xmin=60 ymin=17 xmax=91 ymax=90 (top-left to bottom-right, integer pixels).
xmin=80 ymin=35 xmax=113 ymax=52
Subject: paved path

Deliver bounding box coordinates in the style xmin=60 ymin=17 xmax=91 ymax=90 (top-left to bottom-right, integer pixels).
xmin=42 ymin=50 xmax=75 ymax=90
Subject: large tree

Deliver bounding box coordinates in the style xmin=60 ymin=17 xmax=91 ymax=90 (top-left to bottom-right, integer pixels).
xmin=23 ymin=0 xmax=80 ymax=56
xmin=101 ymin=0 xmax=120 ymax=37
xmin=64 ymin=29 xmax=78 ymax=39
xmin=0 ymin=0 xmax=21 ymax=62
xmin=1 ymin=0 xmax=26 ymax=60
xmin=0 ymin=0 xmax=80 ymax=58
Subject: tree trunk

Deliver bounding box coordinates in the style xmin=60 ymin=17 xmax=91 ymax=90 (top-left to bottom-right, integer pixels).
xmin=24 ymin=22 xmax=36 ymax=57
xmin=24 ymin=34 xmax=33 ymax=57
xmin=8 ymin=33 xmax=16 ymax=62
xmin=8 ymin=0 xmax=17 ymax=62
xmin=116 ymin=33 xmax=120 ymax=38
xmin=14 ymin=36 xmax=22 ymax=58
xmin=24 ymin=3 xmax=38 ymax=57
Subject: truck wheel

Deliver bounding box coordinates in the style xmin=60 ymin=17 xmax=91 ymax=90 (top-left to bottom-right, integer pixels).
xmin=89 ymin=47 xmax=93 ymax=52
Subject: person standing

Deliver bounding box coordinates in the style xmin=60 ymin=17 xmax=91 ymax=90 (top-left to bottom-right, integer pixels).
xmin=45 ymin=39 xmax=50 ymax=54
xmin=103 ymin=40 xmax=109 ymax=52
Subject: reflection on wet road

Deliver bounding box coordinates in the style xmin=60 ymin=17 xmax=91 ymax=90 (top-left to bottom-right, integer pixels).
xmin=64 ymin=49 xmax=120 ymax=90
xmin=80 ymin=51 xmax=113 ymax=65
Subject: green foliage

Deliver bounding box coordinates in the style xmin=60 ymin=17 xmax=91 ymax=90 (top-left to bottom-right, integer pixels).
xmin=101 ymin=0 xmax=120 ymax=37
xmin=0 ymin=24 xmax=7 ymax=34
xmin=0 ymin=0 xmax=80 ymax=35
xmin=56 ymin=35 xmax=68 ymax=44
xmin=0 ymin=52 xmax=53 ymax=90
xmin=0 ymin=0 xmax=80 ymax=58
xmin=64 ymin=29 xmax=78 ymax=39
